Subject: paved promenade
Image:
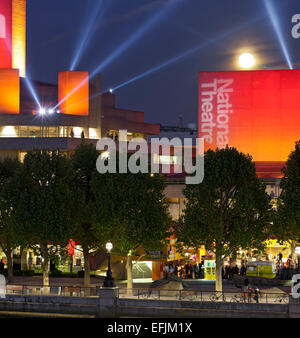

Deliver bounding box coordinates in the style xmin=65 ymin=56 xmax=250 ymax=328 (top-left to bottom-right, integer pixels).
xmin=6 ymin=276 xmax=291 ymax=295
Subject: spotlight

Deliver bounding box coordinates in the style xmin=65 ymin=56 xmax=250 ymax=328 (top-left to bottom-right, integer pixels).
xmin=57 ymin=1 xmax=182 ymax=110
xmin=56 ymin=109 xmax=60 ymax=114
xmin=109 ymin=89 xmax=113 ymax=94
xmin=25 ymin=77 xmax=41 ymax=109
xmin=263 ymin=0 xmax=293 ymax=69
xmin=110 ymin=14 xmax=270 ymax=91
xmin=39 ymin=108 xmax=46 ymax=115
xmin=48 ymin=108 xmax=54 ymax=114
xmin=70 ymin=0 xmax=106 ymax=70
xmin=89 ymin=0 xmax=183 ymax=76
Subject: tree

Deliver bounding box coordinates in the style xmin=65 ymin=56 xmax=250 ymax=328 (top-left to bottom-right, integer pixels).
xmin=70 ymin=142 xmax=103 ymax=287
xmin=176 ymin=147 xmax=271 ymax=292
xmin=275 ymin=141 xmax=300 ymax=265
xmin=91 ymin=160 xmax=170 ymax=290
xmin=11 ymin=150 xmax=75 ymax=286
xmin=0 ymin=157 xmax=22 ymax=282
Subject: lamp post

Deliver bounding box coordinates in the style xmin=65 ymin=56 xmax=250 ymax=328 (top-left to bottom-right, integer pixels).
xmin=103 ymin=242 xmax=115 ymax=287
xmin=295 ymin=247 xmax=300 ymax=273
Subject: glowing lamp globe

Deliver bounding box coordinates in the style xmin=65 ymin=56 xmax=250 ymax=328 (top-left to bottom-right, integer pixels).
xmin=239 ymin=53 xmax=255 ymax=69
xmin=106 ymin=242 xmax=113 ymax=253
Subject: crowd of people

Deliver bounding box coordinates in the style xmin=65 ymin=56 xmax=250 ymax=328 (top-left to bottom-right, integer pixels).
xmin=163 ymin=261 xmax=249 ymax=280
xmin=163 ymin=254 xmax=299 ymax=281
xmin=222 ymin=264 xmax=247 ymax=279
xmin=275 ymin=253 xmax=298 ymax=280
xmin=163 ymin=261 xmax=205 ymax=279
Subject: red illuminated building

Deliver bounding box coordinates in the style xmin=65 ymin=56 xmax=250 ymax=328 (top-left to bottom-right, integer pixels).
xmin=198 ymin=69 xmax=300 ymax=178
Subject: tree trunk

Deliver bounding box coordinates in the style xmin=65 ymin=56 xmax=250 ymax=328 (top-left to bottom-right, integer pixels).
xmin=215 ymin=250 xmax=223 ymax=292
xmin=126 ymin=254 xmax=133 ymax=296
xmin=82 ymin=244 xmax=90 ymax=287
xmin=41 ymin=244 xmax=49 ymax=287
xmin=20 ymin=247 xmax=28 ymax=271
xmin=5 ymin=249 xmax=13 ymax=284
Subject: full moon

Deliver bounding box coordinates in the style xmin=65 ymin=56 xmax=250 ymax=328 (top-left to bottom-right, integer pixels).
xmin=238 ymin=53 xmax=255 ymax=69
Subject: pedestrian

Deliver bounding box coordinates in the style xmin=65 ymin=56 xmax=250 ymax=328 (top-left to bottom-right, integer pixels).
xmin=282 ymin=266 xmax=287 ymax=280
xmin=241 ymin=277 xmax=249 ymax=302
xmin=169 ymin=264 xmax=174 ymax=276
xmin=194 ymin=263 xmax=200 ymax=279
xmin=174 ymin=263 xmax=178 ymax=277
xmin=185 ymin=263 xmax=189 ymax=279
xmin=189 ymin=264 xmax=193 ymax=279
xmin=229 ymin=266 xmax=234 ymax=280
xmin=253 ymin=286 xmax=260 ymax=303
xmin=0 ymin=259 xmax=4 ymax=275
xmin=225 ymin=265 xmax=229 ymax=279
xmin=179 ymin=265 xmax=184 ymax=279
xmin=163 ymin=264 xmax=169 ymax=279
xmin=200 ymin=261 xmax=204 ymax=279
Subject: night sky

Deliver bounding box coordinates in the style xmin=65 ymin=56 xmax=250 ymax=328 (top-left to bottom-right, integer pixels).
xmin=27 ymin=0 xmax=300 ymax=126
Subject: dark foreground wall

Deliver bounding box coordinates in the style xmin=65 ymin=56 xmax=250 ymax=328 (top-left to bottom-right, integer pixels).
xmin=0 ymin=289 xmax=296 ymax=318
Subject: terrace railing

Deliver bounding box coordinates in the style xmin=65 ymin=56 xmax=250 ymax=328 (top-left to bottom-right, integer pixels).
xmin=4 ymin=284 xmax=290 ymax=304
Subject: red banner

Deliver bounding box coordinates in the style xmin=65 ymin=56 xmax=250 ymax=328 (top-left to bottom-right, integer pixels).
xmin=198 ymin=70 xmax=300 ymax=161
xmin=67 ymin=239 xmax=75 ymax=256
xmin=0 ymin=0 xmax=12 ymax=68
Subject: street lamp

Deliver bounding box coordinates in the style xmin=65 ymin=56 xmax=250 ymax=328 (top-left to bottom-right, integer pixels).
xmin=295 ymin=247 xmax=300 ymax=273
xmin=103 ymin=242 xmax=115 ymax=287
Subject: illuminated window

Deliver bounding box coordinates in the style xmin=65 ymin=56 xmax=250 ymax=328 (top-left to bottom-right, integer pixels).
xmin=73 ymin=127 xmax=83 ymax=138
xmin=1 ymin=126 xmax=16 ymax=137
xmin=89 ymin=128 xmax=99 ymax=139
xmin=153 ymin=155 xmax=178 ymax=165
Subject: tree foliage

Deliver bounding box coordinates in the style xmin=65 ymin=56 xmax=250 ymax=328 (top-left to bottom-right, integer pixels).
xmin=70 ymin=142 xmax=105 ymax=286
xmin=11 ymin=150 xmax=75 ymax=285
xmin=176 ymin=147 xmax=271 ymax=291
xmin=275 ymin=141 xmax=300 ymax=257
xmin=91 ymin=156 xmax=170 ymax=288
xmin=0 ymin=157 xmax=22 ymax=282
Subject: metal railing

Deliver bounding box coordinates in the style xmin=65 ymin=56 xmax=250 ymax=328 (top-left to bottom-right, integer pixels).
xmin=117 ymin=288 xmax=290 ymax=304
xmin=4 ymin=284 xmax=291 ymax=304
xmin=5 ymin=284 xmax=99 ymax=297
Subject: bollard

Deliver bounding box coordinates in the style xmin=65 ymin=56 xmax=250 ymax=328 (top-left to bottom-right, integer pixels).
xmin=98 ymin=287 xmax=119 ymax=318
